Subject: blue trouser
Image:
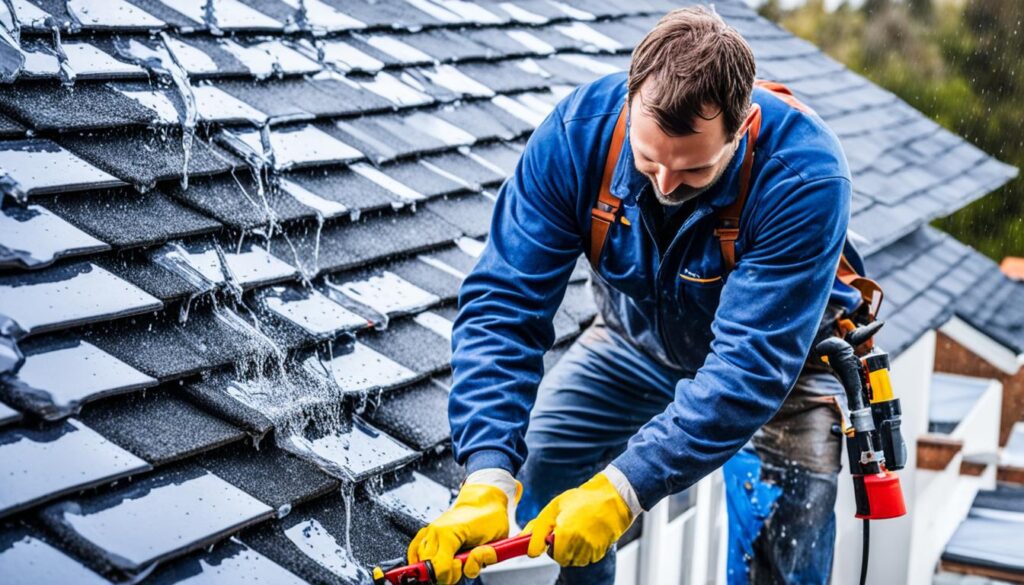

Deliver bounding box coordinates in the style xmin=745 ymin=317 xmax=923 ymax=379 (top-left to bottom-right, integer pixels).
xmin=513 ymin=319 xmax=843 ymax=584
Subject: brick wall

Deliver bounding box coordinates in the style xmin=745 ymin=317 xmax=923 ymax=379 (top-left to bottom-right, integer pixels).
xmin=934 ymin=331 xmax=1024 ymax=446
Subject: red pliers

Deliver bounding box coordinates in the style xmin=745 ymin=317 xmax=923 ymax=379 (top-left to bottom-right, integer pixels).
xmin=373 ymin=533 xmax=553 ymax=585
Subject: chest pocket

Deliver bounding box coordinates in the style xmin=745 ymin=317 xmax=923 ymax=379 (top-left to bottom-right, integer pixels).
xmin=669 ymin=224 xmax=728 ymax=321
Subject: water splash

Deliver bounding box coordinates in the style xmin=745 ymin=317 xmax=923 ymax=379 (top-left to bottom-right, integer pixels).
xmin=113 ymin=35 xmax=198 ymax=190
xmin=45 ymin=17 xmax=75 ymax=87
xmin=203 ymin=0 xmax=223 ymax=36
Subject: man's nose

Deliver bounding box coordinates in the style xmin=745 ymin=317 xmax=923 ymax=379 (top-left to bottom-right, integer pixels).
xmin=655 ymin=168 xmax=684 ymax=195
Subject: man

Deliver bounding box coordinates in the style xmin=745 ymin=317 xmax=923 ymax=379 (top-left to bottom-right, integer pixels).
xmin=409 ymin=6 xmax=868 ymax=584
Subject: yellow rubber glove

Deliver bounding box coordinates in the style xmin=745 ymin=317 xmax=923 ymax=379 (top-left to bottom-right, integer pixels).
xmin=523 ymin=472 xmax=634 ymax=567
xmin=408 ymin=475 xmax=522 ymax=585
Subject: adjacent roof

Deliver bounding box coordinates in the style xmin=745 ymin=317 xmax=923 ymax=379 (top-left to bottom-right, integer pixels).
xmin=942 ymin=484 xmax=1024 ymax=580
xmin=0 ymin=0 xmax=1017 ymax=583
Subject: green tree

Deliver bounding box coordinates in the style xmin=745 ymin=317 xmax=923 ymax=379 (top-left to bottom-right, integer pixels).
xmin=763 ymin=0 xmax=1023 ymax=260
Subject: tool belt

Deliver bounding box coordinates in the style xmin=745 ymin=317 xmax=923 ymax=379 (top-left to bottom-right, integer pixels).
xmin=586 ymin=80 xmax=883 ymax=352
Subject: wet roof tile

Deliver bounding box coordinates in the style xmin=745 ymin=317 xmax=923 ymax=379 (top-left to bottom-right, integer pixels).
xmin=146 ymin=537 xmax=306 ymax=584
xmin=313 ymin=341 xmax=419 ymax=393
xmin=381 ymin=256 xmax=463 ymax=302
xmin=326 ymin=269 xmax=441 ymax=321
xmin=85 ymin=304 xmax=280 ymax=381
xmin=0 ymin=82 xmax=164 ymax=132
xmin=278 ymin=208 xmax=462 ymax=275
xmin=241 ymin=492 xmax=403 ymax=584
xmin=40 ymin=464 xmax=274 ymax=573
xmin=367 ymin=379 xmax=451 ymax=451
xmin=253 ymin=284 xmax=369 ymax=341
xmin=360 ymin=318 xmax=451 ymax=377
xmin=419 ymin=242 xmax=481 ymax=278
xmin=0 ymin=202 xmax=110 ymax=269
xmin=374 ymin=469 xmax=453 ymax=535
xmin=182 ymin=370 xmax=275 ymax=438
xmin=358 ymin=71 xmax=434 ymax=108
xmin=79 ymin=388 xmax=246 ymax=464
xmin=0 ymin=528 xmax=107 ymax=584
xmin=40 ymin=187 xmax=222 ymax=249
xmin=283 ymin=415 xmax=418 ymax=482
xmin=154 ymin=0 xmax=283 ymax=32
xmin=92 ymin=251 xmax=199 ymax=303
xmin=378 ymin=157 xmax=470 ymax=199
xmin=0 ymin=138 xmax=126 ymax=198
xmin=281 ymin=167 xmax=400 ymax=216
xmin=59 ymin=130 xmax=240 ymax=191
xmin=167 ymin=172 xmax=314 ymax=230
xmin=149 ymin=238 xmax=298 ymax=292
xmin=200 ymin=442 xmax=340 ymax=512
xmin=420 ymin=150 xmax=505 ymax=190
xmin=426 ymin=193 xmax=496 ymax=238
xmin=220 ymin=124 xmax=363 ymax=171
xmin=0 ymin=418 xmax=152 ymax=519
xmin=0 ymin=112 xmax=24 ymax=137
xmin=0 ymin=261 xmax=162 ymax=338
xmin=1 ymin=336 xmax=157 ymax=420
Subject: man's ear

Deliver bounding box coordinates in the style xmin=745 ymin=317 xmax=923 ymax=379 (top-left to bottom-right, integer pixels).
xmin=736 ymin=104 xmax=758 ymax=138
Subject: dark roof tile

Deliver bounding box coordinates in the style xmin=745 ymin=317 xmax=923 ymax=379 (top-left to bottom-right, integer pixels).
xmin=360 ymin=317 xmax=451 ymax=377
xmin=78 ymin=387 xmax=246 ymax=465
xmin=0 ymin=82 xmax=160 ymax=132
xmin=366 ymin=379 xmax=451 ymax=451
xmin=1 ymin=335 xmax=157 ymax=421
xmin=314 ymin=339 xmax=422 ymax=394
xmin=425 ymin=193 xmax=495 ymax=238
xmin=59 ymin=130 xmax=241 ymax=191
xmin=0 ymin=138 xmax=126 ymax=198
xmin=0 ymin=261 xmax=162 ymax=338
xmin=251 ymin=284 xmax=369 ymax=346
xmin=0 ymin=527 xmax=108 ymax=584
xmin=284 ymin=415 xmax=418 ymax=482
xmin=92 ymin=251 xmax=198 ymax=302
xmin=457 ymin=59 xmax=552 ymax=94
xmin=199 ymin=442 xmax=341 ymax=512
xmin=85 ymin=304 xmax=281 ymax=381
xmin=420 ymin=150 xmax=505 ymax=190
xmin=241 ymin=492 xmax=404 ymax=583
xmin=39 ymin=464 xmax=274 ymax=574
xmin=283 ymin=166 xmax=405 ymax=216
xmin=0 ymin=112 xmax=24 ymax=137
xmin=278 ymin=208 xmax=462 ymax=275
xmin=385 ymin=256 xmax=463 ymax=302
xmin=167 ymin=172 xmax=314 ymax=231
xmin=40 ymin=187 xmax=222 ymax=249
xmin=145 ymin=537 xmax=306 ymax=584
xmin=0 ymin=201 xmax=110 ymax=270
xmin=0 ymin=418 xmax=151 ymax=519
xmin=182 ymin=369 xmax=276 ymax=438
xmin=379 ymin=157 xmax=472 ymax=199
xmin=374 ymin=468 xmax=454 ymax=535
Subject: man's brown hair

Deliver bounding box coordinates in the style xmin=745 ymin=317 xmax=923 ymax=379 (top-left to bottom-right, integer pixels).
xmin=627 ymin=6 xmax=757 ymax=140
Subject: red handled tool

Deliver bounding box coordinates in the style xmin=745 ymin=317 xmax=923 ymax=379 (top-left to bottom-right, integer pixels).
xmin=373 ymin=533 xmax=553 ymax=585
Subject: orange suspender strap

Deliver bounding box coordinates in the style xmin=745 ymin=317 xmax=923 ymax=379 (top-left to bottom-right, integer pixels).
xmin=714 ymin=103 xmax=762 ymax=271
xmin=588 ymin=103 xmax=628 ymax=270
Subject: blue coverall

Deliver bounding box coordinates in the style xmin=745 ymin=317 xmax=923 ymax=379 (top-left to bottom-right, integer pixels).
xmin=449 ymin=71 xmax=866 ymax=583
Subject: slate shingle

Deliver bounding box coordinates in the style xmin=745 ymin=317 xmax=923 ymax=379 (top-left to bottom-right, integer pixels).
xmin=40 ymin=188 xmax=222 ymax=249
xmin=78 ymin=388 xmax=246 ymax=465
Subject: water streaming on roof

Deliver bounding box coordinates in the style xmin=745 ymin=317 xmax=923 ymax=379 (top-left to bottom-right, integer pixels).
xmin=113 ymin=36 xmax=198 ymax=190
xmin=284 ymin=517 xmax=371 ymax=582
xmin=44 ymin=17 xmax=74 ymax=86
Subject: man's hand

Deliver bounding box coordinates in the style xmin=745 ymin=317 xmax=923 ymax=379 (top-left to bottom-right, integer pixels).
xmin=523 ymin=471 xmax=635 ymax=567
xmin=407 ymin=470 xmax=521 ymax=585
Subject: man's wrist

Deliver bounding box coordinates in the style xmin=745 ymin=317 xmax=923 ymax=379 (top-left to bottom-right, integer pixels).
xmin=466 ymin=449 xmax=515 ymax=475
xmin=601 ymin=464 xmax=644 ymax=518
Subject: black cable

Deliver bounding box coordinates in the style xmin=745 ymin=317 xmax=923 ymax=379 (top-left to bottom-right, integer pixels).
xmin=860 ymin=519 xmax=870 ymax=585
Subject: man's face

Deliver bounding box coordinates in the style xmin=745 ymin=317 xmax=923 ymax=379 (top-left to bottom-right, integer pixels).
xmin=629 ymin=85 xmax=745 ymax=206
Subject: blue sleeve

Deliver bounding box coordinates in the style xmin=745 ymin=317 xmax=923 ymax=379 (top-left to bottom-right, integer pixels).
xmin=612 ymin=170 xmax=852 ymax=509
xmin=449 ymin=103 xmax=583 ymax=476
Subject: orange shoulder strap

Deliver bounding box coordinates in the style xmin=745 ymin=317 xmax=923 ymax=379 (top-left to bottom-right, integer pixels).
xmin=588 ymin=104 xmax=628 ymax=269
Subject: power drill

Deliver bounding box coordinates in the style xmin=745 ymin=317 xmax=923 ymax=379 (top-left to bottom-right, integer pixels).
xmin=817 ymin=321 xmax=907 ymax=521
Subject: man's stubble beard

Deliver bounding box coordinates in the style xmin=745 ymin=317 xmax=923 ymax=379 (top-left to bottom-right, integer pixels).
xmin=647 ymin=140 xmax=739 ymax=207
